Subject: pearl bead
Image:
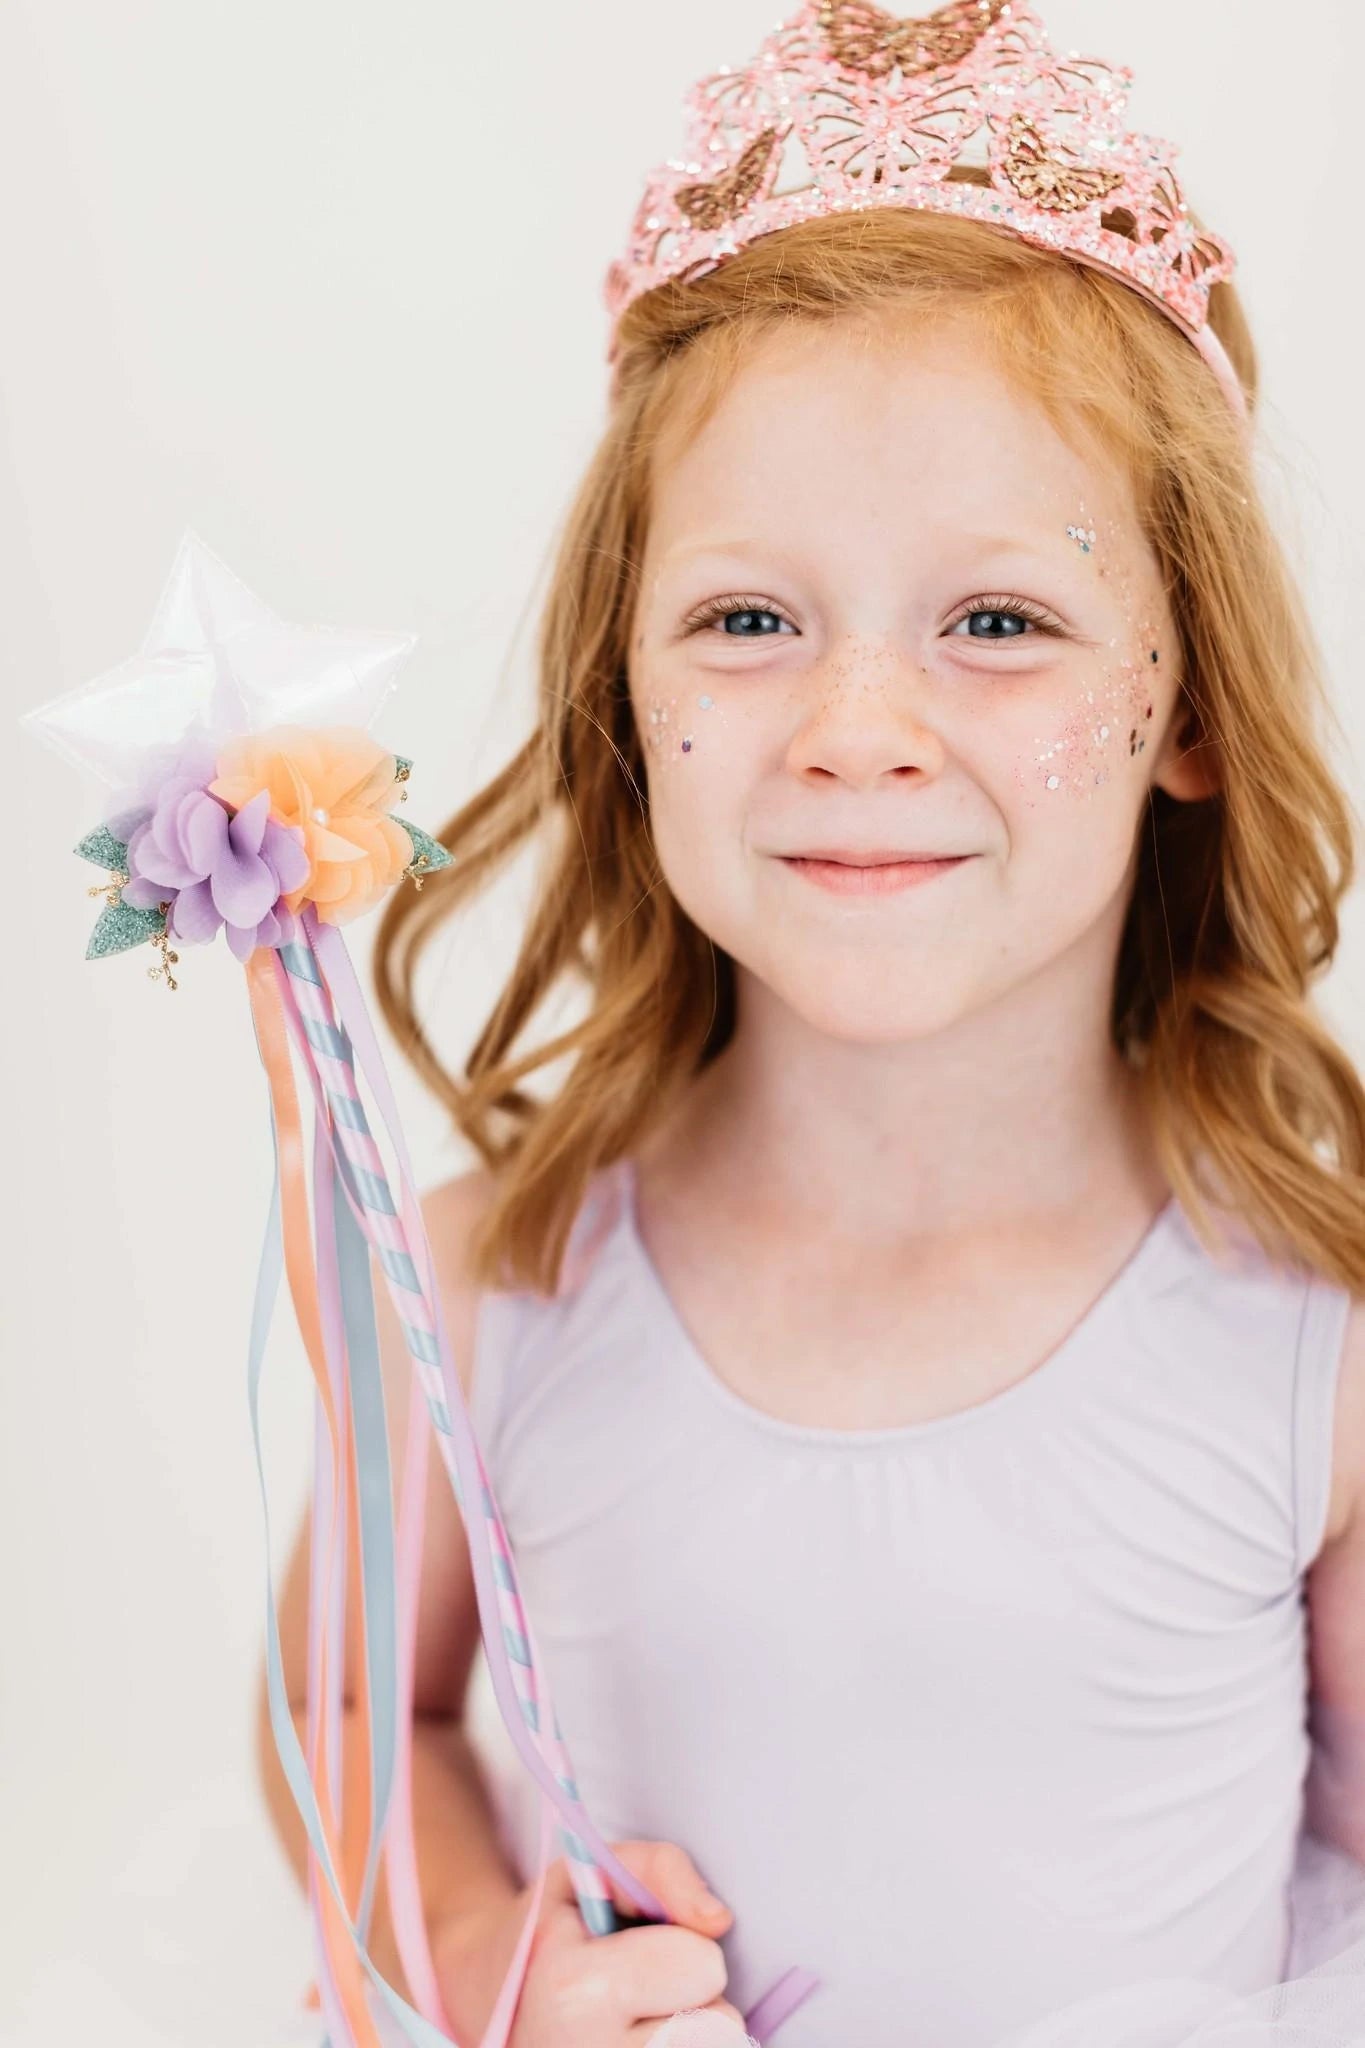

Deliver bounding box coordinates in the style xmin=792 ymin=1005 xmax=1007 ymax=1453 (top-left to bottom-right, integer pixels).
xmin=312 ymin=806 xmax=330 ymax=825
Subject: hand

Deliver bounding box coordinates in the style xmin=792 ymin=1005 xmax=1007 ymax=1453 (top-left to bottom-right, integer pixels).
xmin=431 ymin=1839 xmax=747 ymax=2046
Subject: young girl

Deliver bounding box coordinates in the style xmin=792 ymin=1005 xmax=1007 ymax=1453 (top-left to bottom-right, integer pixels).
xmin=260 ymin=4 xmax=1365 ymax=2044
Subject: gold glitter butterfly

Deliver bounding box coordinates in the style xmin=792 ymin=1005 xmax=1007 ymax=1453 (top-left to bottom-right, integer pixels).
xmin=1147 ymin=171 xmax=1234 ymax=285
xmin=1000 ymin=112 xmax=1123 ymax=212
xmin=674 ymin=128 xmax=783 ymax=230
xmin=817 ymin=0 xmax=1010 ymax=80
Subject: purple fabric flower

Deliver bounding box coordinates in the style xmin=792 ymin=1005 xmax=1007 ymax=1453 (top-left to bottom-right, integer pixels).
xmin=122 ymin=778 xmax=311 ymax=963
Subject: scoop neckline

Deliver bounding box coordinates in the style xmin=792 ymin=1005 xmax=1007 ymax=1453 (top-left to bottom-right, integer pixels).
xmin=612 ymin=1155 xmax=1183 ymax=1448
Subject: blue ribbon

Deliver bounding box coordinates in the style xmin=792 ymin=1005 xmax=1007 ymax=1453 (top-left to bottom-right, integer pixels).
xmin=332 ymin=1149 xmax=399 ymax=1950
xmin=248 ymin=1110 xmax=455 ymax=2046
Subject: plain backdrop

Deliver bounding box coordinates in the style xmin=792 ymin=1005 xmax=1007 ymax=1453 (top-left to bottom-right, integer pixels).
xmin=3 ymin=3 xmax=1362 ymax=2044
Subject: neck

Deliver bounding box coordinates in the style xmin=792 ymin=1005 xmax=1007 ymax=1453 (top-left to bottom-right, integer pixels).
xmin=643 ymin=947 xmax=1168 ymax=1250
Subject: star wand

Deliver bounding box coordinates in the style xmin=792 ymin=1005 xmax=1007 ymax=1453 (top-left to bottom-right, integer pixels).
xmin=18 ymin=529 xmax=676 ymax=2048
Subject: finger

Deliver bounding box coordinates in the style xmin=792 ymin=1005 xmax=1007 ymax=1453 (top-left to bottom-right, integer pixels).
xmin=539 ymin=1840 xmax=733 ymax=1937
xmin=603 ymin=1840 xmax=734 ymax=1932
xmin=600 ymin=1922 xmax=730 ymax=2022
xmin=638 ymin=2006 xmax=755 ymax=2046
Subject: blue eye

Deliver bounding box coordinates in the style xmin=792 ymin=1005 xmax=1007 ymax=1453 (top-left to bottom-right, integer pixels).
xmin=946 ymin=597 xmax=1060 ymax=639
xmin=686 ymin=597 xmax=796 ymax=637
xmin=952 ymin=610 xmax=1031 ymax=638
xmin=720 ymin=608 xmax=786 ymax=636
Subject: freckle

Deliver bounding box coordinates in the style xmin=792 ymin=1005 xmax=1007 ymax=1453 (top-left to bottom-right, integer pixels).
xmin=1151 ymin=650 xmax=1159 ymax=664
xmin=1145 ymin=706 xmax=1153 ymax=719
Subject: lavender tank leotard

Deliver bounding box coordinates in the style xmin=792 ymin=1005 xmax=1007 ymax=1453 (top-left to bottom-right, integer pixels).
xmin=461 ymin=1157 xmax=1353 ymax=2048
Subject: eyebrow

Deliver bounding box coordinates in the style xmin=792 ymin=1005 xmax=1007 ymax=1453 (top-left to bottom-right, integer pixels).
xmin=656 ymin=539 xmax=793 ymax=573
xmin=657 ymin=533 xmax=1064 ymax=573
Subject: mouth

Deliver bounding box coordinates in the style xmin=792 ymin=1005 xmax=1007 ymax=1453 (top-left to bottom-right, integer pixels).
xmin=778 ymin=852 xmax=975 ymax=896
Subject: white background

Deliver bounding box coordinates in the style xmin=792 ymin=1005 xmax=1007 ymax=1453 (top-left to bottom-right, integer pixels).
xmin=3 ymin=4 xmax=1361 ymax=2043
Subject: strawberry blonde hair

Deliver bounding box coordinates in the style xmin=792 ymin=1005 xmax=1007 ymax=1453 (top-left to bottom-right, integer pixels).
xmin=374 ymin=204 xmax=1365 ymax=1297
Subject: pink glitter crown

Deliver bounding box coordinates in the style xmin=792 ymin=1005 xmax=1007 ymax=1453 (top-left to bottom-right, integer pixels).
xmin=603 ymin=0 xmax=1245 ymax=415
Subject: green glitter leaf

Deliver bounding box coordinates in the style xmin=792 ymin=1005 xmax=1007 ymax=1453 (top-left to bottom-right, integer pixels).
xmin=393 ymin=754 xmax=413 ymax=781
xmin=86 ymin=899 xmax=167 ymax=961
xmin=395 ymin=817 xmax=452 ymax=877
xmin=75 ymin=822 xmax=130 ymax=870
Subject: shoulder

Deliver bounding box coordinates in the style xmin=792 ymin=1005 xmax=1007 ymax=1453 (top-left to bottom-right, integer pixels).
xmin=416 ymin=1164 xmax=503 ymax=1399
xmin=422 ymin=1162 xmax=501 ymax=1278
xmin=1320 ymin=1294 xmax=1365 ymax=1551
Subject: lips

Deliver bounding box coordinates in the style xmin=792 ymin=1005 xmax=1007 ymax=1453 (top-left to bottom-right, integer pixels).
xmin=780 ymin=849 xmax=969 ymax=867
xmin=780 ymin=851 xmax=974 ymax=897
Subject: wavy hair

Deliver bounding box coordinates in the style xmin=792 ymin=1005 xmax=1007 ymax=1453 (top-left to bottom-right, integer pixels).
xmin=374 ymin=201 xmax=1365 ymax=1297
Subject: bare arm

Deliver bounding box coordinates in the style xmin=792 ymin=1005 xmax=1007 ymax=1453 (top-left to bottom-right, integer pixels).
xmin=1305 ymin=1298 xmax=1365 ymax=1862
xmin=254 ymin=1167 xmax=522 ymax=2005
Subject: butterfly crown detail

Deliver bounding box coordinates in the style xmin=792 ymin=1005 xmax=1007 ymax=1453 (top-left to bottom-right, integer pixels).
xmin=604 ymin=1 xmax=1237 ymax=369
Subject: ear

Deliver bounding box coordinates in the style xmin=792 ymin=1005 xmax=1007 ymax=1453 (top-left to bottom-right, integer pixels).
xmin=1150 ymin=693 xmax=1222 ymax=803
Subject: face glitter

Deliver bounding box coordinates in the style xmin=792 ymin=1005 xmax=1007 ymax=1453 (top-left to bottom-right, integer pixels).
xmin=1014 ymin=491 xmax=1173 ymax=805
xmin=698 ymin=694 xmax=714 ymax=710
xmin=642 ymin=694 xmax=681 ymax=754
xmin=681 ymin=736 xmax=693 ymax=752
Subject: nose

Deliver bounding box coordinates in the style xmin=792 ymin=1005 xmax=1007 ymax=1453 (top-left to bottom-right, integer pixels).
xmin=784 ymin=639 xmax=946 ymax=786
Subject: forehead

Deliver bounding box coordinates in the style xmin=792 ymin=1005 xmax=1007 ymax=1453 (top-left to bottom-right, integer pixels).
xmin=646 ymin=315 xmax=1142 ymax=568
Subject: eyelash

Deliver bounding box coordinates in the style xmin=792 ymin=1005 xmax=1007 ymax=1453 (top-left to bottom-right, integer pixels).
xmin=683 ymin=592 xmax=1066 ymax=638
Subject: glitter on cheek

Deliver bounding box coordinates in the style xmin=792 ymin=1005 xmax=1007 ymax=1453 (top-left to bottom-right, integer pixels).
xmin=1029 ymin=645 xmax=1157 ymax=797
xmin=641 ymin=693 xmax=680 ymax=756
xmin=1025 ymin=502 xmax=1170 ymax=794
xmin=640 ymin=685 xmax=729 ymax=761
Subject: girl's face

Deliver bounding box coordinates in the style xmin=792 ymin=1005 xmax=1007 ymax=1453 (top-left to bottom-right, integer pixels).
xmin=629 ymin=317 xmax=1216 ymax=1046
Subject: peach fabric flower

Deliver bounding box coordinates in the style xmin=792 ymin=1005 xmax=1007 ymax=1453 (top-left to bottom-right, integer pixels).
xmin=209 ymin=724 xmax=412 ymax=925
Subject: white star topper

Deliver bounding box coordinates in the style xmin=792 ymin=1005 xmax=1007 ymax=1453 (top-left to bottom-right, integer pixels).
xmin=20 ymin=528 xmax=419 ymax=803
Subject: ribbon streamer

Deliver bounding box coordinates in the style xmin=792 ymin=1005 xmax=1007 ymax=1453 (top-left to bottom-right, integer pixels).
xmin=247 ymin=909 xmax=821 ymax=2042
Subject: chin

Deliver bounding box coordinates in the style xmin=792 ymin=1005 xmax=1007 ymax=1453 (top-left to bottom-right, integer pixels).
xmin=745 ymin=955 xmax=977 ymax=1045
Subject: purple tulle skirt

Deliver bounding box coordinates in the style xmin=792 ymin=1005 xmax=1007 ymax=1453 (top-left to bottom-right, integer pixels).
xmin=988 ymin=1833 xmax=1365 ymax=2048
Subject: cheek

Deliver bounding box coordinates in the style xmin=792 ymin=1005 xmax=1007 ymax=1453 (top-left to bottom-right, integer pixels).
xmin=1021 ymin=503 xmax=1168 ymax=802
xmin=636 ymin=684 xmax=749 ymax=888
xmin=1017 ymin=645 xmax=1158 ymax=802
xmin=638 ymin=684 xmax=724 ymax=765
